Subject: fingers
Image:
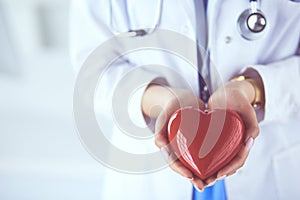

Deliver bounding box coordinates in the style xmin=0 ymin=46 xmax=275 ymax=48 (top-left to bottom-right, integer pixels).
xmin=195 ymin=96 xmax=205 ymax=109
xmin=154 ymin=110 xmax=170 ymax=148
xmin=204 ymin=82 xmax=260 ymax=181
xmin=217 ymin=137 xmax=254 ymax=177
xmin=208 ymin=87 xmax=260 ymax=142
xmin=227 ymin=170 xmax=237 ymax=176
xmin=167 ymin=152 xmax=207 ymax=191
xmin=238 ymin=104 xmax=260 ymax=141
xmin=191 ymin=176 xmax=206 ymax=191
xmin=168 ymin=152 xmax=194 ymax=179
xmin=152 ymin=88 xmax=206 ymax=187
xmin=160 ymin=146 xmax=194 ymax=179
xmin=205 ymin=174 xmax=217 ymax=186
xmin=154 ymin=101 xmax=178 ymax=148
xmin=206 ymin=96 xmax=258 ymax=180
xmin=205 ymin=174 xmax=227 ymax=187
xmin=207 ymin=86 xmax=227 ymax=109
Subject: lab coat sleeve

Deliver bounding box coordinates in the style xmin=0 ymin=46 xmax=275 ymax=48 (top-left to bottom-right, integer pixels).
xmin=70 ymin=0 xmax=167 ymax=128
xmin=69 ymin=0 xmax=112 ymax=73
xmin=244 ymin=55 xmax=300 ymax=123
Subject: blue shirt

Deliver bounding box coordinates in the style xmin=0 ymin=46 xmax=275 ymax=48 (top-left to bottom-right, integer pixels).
xmin=192 ymin=180 xmax=227 ymax=200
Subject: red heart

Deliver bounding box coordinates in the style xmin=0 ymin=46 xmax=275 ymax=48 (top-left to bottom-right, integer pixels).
xmin=167 ymin=107 xmax=245 ymax=179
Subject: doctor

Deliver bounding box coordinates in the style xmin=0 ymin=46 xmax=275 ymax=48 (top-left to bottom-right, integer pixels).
xmin=70 ymin=0 xmax=300 ymax=199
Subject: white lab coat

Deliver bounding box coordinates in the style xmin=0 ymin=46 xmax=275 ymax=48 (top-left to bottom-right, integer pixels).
xmin=70 ymin=0 xmax=300 ymax=199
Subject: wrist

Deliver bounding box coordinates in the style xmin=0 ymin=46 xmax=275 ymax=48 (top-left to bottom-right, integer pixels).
xmin=231 ymin=75 xmax=264 ymax=109
xmin=142 ymin=85 xmax=177 ymax=118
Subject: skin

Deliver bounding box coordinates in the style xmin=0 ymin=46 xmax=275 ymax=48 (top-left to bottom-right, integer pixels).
xmin=142 ymin=79 xmax=261 ymax=191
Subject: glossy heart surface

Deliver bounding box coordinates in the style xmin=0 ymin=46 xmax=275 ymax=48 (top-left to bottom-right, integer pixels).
xmin=167 ymin=108 xmax=244 ymax=179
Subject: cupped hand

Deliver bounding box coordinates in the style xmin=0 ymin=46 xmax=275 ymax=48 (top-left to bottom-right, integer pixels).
xmin=142 ymin=84 xmax=206 ymax=191
xmin=205 ymin=80 xmax=260 ymax=186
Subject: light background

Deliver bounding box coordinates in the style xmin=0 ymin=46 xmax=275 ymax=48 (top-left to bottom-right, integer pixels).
xmin=0 ymin=0 xmax=105 ymax=199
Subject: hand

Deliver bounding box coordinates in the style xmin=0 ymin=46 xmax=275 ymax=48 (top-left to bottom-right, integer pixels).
xmin=205 ymin=80 xmax=259 ymax=186
xmin=142 ymin=84 xmax=206 ymax=191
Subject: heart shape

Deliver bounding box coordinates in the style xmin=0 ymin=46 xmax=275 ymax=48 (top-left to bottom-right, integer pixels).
xmin=167 ymin=107 xmax=245 ymax=179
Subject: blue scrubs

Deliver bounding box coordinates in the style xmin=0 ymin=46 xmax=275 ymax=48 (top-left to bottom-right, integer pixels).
xmin=192 ymin=180 xmax=227 ymax=200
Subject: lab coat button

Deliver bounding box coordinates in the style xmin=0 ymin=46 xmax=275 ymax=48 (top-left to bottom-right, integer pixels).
xmin=225 ymin=36 xmax=232 ymax=44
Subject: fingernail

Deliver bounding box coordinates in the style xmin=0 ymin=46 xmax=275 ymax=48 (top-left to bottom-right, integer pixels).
xmin=207 ymin=180 xmax=216 ymax=187
xmin=160 ymin=147 xmax=169 ymax=161
xmin=216 ymin=175 xmax=226 ymax=181
xmin=195 ymin=186 xmax=204 ymax=192
xmin=246 ymin=137 xmax=254 ymax=152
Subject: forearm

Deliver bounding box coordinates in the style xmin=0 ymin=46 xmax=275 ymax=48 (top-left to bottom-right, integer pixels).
xmin=231 ymin=75 xmax=264 ymax=110
xmin=142 ymin=85 xmax=204 ymax=119
xmin=142 ymin=85 xmax=174 ymax=118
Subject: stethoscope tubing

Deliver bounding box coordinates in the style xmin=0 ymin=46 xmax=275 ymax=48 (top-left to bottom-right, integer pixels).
xmin=109 ymin=0 xmax=267 ymax=102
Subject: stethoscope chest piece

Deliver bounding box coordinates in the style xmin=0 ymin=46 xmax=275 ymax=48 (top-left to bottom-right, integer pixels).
xmin=237 ymin=1 xmax=267 ymax=40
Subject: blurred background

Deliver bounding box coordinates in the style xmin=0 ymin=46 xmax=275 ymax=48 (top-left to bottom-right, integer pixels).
xmin=0 ymin=0 xmax=105 ymax=199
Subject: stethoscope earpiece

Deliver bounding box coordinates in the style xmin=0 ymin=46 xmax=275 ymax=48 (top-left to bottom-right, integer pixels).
xmin=237 ymin=0 xmax=267 ymax=40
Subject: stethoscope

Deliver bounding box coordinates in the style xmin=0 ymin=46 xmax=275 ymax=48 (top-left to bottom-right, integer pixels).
xmin=110 ymin=0 xmax=267 ymax=40
xmin=238 ymin=0 xmax=267 ymax=40
xmin=109 ymin=0 xmax=267 ymax=102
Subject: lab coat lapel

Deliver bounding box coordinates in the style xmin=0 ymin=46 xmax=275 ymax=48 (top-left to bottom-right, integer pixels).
xmin=180 ymin=0 xmax=196 ymax=34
